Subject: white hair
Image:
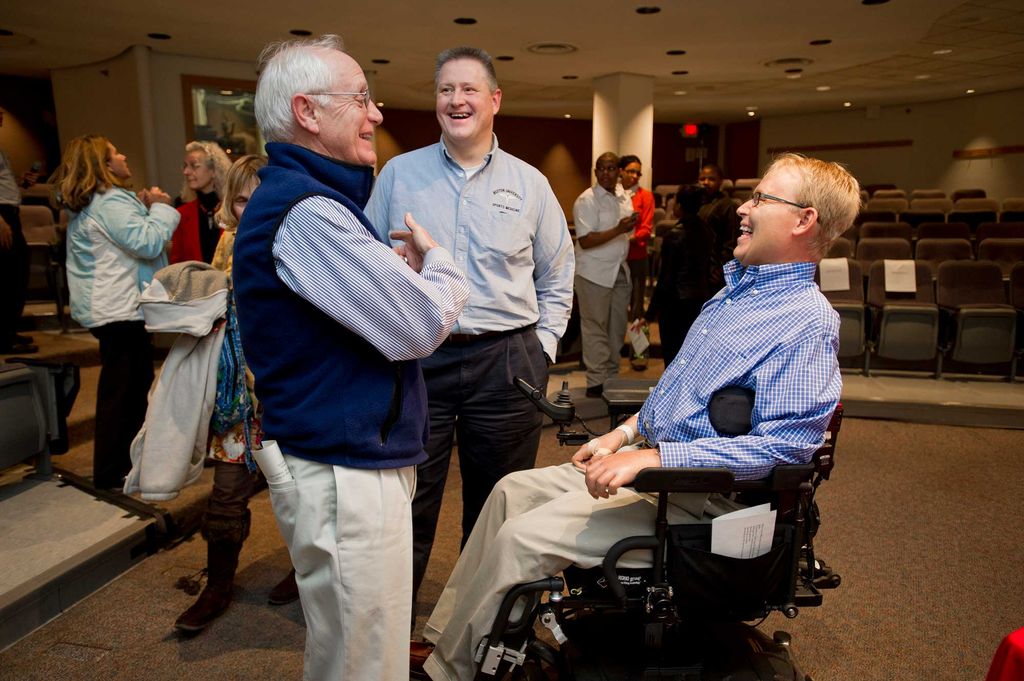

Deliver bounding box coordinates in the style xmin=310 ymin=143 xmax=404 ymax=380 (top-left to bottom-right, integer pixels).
xmin=255 ymin=34 xmax=345 ymax=143
xmin=179 ymin=140 xmax=232 ymax=201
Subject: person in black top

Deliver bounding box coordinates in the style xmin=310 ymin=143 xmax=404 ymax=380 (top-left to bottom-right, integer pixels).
xmin=646 ymin=185 xmax=718 ymax=365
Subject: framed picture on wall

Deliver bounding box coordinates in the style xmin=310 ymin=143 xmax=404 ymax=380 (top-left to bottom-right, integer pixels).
xmin=181 ymin=74 xmax=264 ymax=157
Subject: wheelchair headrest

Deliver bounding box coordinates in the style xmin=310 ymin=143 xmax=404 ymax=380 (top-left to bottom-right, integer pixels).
xmin=707 ymin=386 xmax=755 ymax=437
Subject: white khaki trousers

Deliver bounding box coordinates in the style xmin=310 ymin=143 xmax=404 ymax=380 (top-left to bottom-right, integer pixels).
xmin=267 ymin=449 xmax=415 ymax=681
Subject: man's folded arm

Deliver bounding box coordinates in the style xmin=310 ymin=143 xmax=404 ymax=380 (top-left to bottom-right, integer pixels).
xmin=273 ymin=196 xmax=469 ymax=362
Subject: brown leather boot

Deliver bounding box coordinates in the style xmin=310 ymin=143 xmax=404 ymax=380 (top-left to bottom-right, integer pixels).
xmin=267 ymin=568 xmax=299 ymax=605
xmin=174 ymin=510 xmax=250 ymax=634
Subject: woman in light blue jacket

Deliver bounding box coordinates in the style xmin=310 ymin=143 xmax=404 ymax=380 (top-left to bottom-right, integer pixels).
xmin=52 ymin=134 xmax=180 ymax=489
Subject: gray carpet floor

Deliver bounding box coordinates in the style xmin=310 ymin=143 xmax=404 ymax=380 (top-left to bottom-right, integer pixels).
xmin=1 ymin=417 xmax=1021 ymax=680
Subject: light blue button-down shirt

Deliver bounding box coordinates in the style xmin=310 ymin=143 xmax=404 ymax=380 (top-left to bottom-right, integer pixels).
xmin=638 ymin=260 xmax=842 ymax=481
xmin=365 ymin=136 xmax=575 ymax=361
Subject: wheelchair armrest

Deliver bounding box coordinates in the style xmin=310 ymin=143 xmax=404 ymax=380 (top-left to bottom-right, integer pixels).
xmin=632 ymin=467 xmax=735 ymax=494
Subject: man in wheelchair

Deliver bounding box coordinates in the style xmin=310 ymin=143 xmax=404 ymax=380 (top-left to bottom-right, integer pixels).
xmin=414 ymin=154 xmax=861 ymax=681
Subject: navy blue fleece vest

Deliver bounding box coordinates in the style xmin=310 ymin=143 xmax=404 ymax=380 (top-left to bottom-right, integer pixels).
xmin=232 ymin=143 xmax=427 ymax=468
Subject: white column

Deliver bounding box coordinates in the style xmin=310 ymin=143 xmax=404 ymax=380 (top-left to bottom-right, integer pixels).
xmin=132 ymin=45 xmax=159 ymax=187
xmin=591 ymin=72 xmax=654 ymax=189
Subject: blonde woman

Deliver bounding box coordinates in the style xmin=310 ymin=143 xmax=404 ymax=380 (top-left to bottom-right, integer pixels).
xmin=175 ymin=154 xmax=298 ymax=634
xmin=170 ymin=140 xmax=231 ymax=264
xmin=52 ymin=135 xmax=179 ymax=489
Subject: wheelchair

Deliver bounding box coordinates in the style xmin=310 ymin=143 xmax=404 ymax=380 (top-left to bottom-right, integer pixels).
xmin=482 ymin=381 xmax=845 ymax=680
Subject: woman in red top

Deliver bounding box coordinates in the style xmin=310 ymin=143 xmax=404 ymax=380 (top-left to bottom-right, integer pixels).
xmin=170 ymin=141 xmax=231 ymax=264
xmin=618 ymin=155 xmax=655 ymax=322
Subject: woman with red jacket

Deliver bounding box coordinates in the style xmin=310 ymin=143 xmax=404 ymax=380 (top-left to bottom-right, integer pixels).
xmin=618 ymin=155 xmax=655 ymax=322
xmin=170 ymin=141 xmax=231 ymax=264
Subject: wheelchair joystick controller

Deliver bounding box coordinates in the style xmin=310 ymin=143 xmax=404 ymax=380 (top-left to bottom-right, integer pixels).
xmin=514 ymin=377 xmax=590 ymax=447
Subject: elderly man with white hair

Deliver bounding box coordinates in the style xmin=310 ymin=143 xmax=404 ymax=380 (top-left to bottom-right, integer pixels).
xmin=231 ymin=35 xmax=468 ymax=681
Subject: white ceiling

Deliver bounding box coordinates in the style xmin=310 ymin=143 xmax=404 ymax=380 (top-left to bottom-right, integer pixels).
xmin=2 ymin=0 xmax=1024 ymax=122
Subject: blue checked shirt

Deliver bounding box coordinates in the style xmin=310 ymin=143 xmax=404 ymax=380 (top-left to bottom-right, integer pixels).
xmin=637 ymin=260 xmax=841 ymax=481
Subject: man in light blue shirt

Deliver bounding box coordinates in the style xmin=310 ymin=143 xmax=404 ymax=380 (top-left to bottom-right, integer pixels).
xmin=365 ymin=46 xmax=575 ymax=605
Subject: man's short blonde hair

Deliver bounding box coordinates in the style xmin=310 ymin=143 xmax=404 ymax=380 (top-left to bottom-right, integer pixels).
xmin=766 ymin=153 xmax=861 ymax=256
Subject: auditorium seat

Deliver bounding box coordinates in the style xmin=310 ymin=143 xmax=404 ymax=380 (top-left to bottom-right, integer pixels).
xmin=866 ymin=197 xmax=909 ymax=214
xmin=910 ymin=189 xmax=946 ymax=200
xmin=900 ymin=211 xmax=948 ymax=229
xmin=856 ymin=237 xmax=912 ymax=275
xmin=855 ymin=210 xmax=898 ymax=226
xmin=977 ymin=239 xmax=1024 ymax=279
xmin=956 ymin=198 xmax=1000 ymax=212
xmin=826 ymin=237 xmax=855 ymax=259
xmin=949 ymin=211 xmax=999 ymax=234
xmin=1001 ymin=198 xmax=1024 ymax=223
xmin=977 ymin=222 xmax=1024 ymax=242
xmin=815 ymin=258 xmax=866 ymax=363
xmin=652 ymin=184 xmax=679 ymax=210
xmin=865 ymin=259 xmax=939 ymax=376
xmin=937 ymin=260 xmax=1017 ymax=379
xmin=916 ymin=222 xmax=970 ymax=241
xmin=915 ymin=238 xmax=973 ymax=275
xmin=841 ymin=225 xmax=859 ymax=248
xmin=951 ymin=188 xmax=986 ymax=201
xmin=872 ymin=189 xmax=906 ymax=199
xmin=909 ymin=197 xmax=954 ymax=213
xmin=863 ymin=183 xmax=897 ymax=196
xmin=860 ymin=222 xmax=912 ymax=241
xmin=19 ymin=205 xmax=57 ymax=243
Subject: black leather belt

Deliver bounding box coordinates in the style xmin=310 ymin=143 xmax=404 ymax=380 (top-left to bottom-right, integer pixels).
xmin=443 ymin=325 xmax=533 ymax=345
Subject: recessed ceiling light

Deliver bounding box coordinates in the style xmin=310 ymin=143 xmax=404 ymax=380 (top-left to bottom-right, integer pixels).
xmin=219 ymin=90 xmax=234 ymax=96
xmin=843 ymin=101 xmax=852 ymax=107
xmin=786 ymin=73 xmax=803 ymax=79
xmin=816 ymin=85 xmax=831 ymax=91
xmin=862 ymin=0 xmax=890 ymax=5
xmin=564 ymin=114 xmax=572 ymax=118
xmin=376 ymin=102 xmax=384 ymax=107
xmin=765 ymin=57 xmax=813 ymax=68
xmin=966 ymin=89 xmax=976 ymax=94
xmin=562 ymin=75 xmax=578 ymax=80
xmin=147 ymin=32 xmax=171 ymax=40
xmin=496 ymin=55 xmax=514 ymax=61
xmin=666 ymin=49 xmax=686 ymax=56
xmin=636 ymin=6 xmax=661 ymax=14
xmin=785 ymin=68 xmax=804 ymax=74
xmin=289 ymin=29 xmax=312 ymax=36
xmin=933 ymin=48 xmax=953 ymax=55
xmin=453 ymin=17 xmax=477 ymax=25
xmin=747 ymin=111 xmax=756 ymax=117
xmin=809 ymin=39 xmax=832 ymax=46
xmin=673 ymin=90 xmax=687 ymax=95
xmin=525 ymin=42 xmax=578 ymax=55
xmin=372 ymin=59 xmax=390 ymax=65
xmin=915 ymin=74 xmax=931 ymax=80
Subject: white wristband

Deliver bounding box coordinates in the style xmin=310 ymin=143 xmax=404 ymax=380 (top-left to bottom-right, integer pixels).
xmin=615 ymin=423 xmax=636 ymax=447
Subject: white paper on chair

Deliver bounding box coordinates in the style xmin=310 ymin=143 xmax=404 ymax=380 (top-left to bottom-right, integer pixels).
xmin=818 ymin=258 xmax=850 ymax=292
xmin=883 ymin=259 xmax=916 ymax=293
xmin=710 ymin=503 xmax=776 ymax=559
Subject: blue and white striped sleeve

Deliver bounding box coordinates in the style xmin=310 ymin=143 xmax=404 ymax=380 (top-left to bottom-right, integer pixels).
xmin=272 ymin=195 xmax=469 ymax=362
xmin=658 ymin=333 xmax=841 ymax=480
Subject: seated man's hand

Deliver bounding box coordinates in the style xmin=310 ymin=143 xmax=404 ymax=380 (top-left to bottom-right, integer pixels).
xmin=583 ymin=448 xmax=660 ymax=499
xmin=570 ymin=429 xmax=631 ymax=471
